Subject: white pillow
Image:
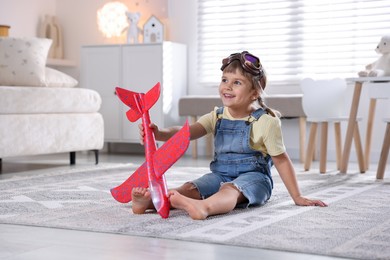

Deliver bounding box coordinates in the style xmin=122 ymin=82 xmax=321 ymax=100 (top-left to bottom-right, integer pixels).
xmin=45 ymin=67 xmax=78 ymax=88
xmin=0 ymin=37 xmax=52 ymax=86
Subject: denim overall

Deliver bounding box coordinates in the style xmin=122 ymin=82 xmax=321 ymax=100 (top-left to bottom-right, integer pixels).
xmin=191 ymin=107 xmax=274 ymax=207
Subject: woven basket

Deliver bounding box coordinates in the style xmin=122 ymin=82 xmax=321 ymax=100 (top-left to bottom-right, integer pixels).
xmin=0 ymin=25 xmax=11 ymax=37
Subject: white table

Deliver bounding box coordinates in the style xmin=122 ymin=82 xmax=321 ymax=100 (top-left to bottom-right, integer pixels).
xmin=340 ymin=77 xmax=390 ymax=173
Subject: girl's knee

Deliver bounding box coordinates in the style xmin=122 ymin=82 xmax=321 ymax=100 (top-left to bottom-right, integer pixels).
xmin=175 ymin=182 xmax=201 ymax=199
xmin=220 ymin=183 xmax=247 ymax=204
xmin=181 ymin=182 xmax=197 ymax=190
xmin=220 ymin=182 xmax=241 ymax=192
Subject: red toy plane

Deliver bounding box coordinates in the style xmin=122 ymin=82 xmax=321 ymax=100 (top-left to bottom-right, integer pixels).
xmin=110 ymin=82 xmax=190 ymax=218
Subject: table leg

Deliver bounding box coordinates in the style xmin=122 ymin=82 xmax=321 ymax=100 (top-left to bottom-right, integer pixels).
xmin=376 ymin=122 xmax=390 ymax=179
xmin=334 ymin=122 xmax=342 ymax=170
xmin=304 ymin=122 xmax=318 ymax=171
xmin=353 ymin=122 xmax=365 ymax=173
xmin=340 ymin=81 xmax=363 ymax=173
xmin=319 ymin=122 xmax=328 ymax=173
xmin=364 ymin=98 xmax=377 ymax=170
xmin=190 ymin=116 xmax=197 ymax=159
xmin=299 ymin=117 xmax=306 ymax=163
xmin=205 ymin=133 xmax=214 ymax=158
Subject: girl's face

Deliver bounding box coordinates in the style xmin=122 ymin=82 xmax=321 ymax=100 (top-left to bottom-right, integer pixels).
xmin=219 ymin=70 xmax=258 ymax=118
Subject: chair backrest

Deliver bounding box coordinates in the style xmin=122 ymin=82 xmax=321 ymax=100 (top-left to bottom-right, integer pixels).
xmin=300 ymin=78 xmax=347 ymax=120
xmin=366 ymin=82 xmax=390 ymax=100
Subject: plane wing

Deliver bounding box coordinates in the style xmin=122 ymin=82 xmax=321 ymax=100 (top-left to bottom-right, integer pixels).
xmin=110 ymin=120 xmax=190 ymax=204
xmin=110 ymin=162 xmax=148 ymax=203
xmin=153 ymin=121 xmax=190 ymax=177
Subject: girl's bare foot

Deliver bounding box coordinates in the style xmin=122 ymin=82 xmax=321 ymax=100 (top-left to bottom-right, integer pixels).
xmin=169 ymin=190 xmax=208 ymax=220
xmin=131 ymin=187 xmax=153 ymax=214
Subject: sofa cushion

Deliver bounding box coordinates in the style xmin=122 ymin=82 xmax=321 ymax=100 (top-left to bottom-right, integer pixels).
xmin=0 ymin=37 xmax=51 ymax=86
xmin=0 ymin=87 xmax=101 ymax=114
xmin=45 ymin=67 xmax=78 ymax=88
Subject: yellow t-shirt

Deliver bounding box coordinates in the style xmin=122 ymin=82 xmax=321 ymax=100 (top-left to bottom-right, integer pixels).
xmin=197 ymin=107 xmax=286 ymax=157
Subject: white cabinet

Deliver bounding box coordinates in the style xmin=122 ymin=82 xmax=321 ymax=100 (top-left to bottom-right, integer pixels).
xmin=81 ymin=42 xmax=187 ymax=143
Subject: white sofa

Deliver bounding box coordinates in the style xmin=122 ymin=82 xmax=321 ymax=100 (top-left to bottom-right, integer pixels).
xmin=0 ymin=36 xmax=104 ymax=169
xmin=0 ymin=86 xmax=104 ymax=168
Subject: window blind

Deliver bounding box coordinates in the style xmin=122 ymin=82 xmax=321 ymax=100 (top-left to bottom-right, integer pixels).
xmin=197 ymin=0 xmax=390 ymax=86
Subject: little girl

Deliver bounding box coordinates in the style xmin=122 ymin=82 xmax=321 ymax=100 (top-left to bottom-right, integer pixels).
xmin=134 ymin=51 xmax=327 ymax=220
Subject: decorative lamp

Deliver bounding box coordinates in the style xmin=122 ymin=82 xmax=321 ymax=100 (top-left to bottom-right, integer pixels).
xmin=97 ymin=2 xmax=128 ymax=38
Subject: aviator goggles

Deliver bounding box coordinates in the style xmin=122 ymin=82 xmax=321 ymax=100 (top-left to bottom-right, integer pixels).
xmin=221 ymin=51 xmax=263 ymax=77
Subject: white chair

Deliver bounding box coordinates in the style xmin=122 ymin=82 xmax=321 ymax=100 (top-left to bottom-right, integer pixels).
xmin=376 ymin=118 xmax=390 ymax=179
xmin=301 ymin=78 xmax=365 ymax=173
xmin=364 ymin=82 xmax=390 ymax=170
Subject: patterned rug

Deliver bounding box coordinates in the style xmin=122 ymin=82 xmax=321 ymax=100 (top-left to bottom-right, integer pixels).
xmin=1 ymin=163 xmax=390 ymax=260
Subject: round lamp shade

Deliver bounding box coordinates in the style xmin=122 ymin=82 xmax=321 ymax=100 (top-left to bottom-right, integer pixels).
xmin=97 ymin=2 xmax=128 ymax=38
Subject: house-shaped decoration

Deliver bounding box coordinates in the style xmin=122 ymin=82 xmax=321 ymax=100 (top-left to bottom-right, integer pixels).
xmin=143 ymin=15 xmax=164 ymax=43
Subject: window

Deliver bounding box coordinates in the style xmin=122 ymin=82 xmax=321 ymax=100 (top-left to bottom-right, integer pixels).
xmin=197 ymin=0 xmax=390 ymax=86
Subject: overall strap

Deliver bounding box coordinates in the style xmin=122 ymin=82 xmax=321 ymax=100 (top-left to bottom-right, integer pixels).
xmin=215 ymin=107 xmax=266 ymax=125
xmin=216 ymin=106 xmax=224 ymax=118
xmin=247 ymin=108 xmax=267 ymax=124
xmin=214 ymin=106 xmax=224 ymax=135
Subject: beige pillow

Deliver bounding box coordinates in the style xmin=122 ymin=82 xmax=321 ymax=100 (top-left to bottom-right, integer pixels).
xmin=45 ymin=67 xmax=78 ymax=88
xmin=0 ymin=37 xmax=52 ymax=86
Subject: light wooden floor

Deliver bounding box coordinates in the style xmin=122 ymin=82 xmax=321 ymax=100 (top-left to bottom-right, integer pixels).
xmin=1 ymin=151 xmax=381 ymax=260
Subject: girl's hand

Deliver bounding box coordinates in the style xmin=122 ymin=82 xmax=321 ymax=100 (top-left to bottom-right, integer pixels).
xmin=138 ymin=123 xmax=159 ymax=145
xmin=293 ymin=196 xmax=328 ymax=207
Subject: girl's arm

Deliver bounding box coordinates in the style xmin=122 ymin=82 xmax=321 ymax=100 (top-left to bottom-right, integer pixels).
xmin=271 ymin=152 xmax=327 ymax=207
xmin=139 ymin=122 xmax=207 ymax=144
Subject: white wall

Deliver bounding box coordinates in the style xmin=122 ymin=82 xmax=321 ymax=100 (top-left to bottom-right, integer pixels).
xmin=0 ymin=0 xmax=56 ymax=37
xmin=0 ymin=0 xmax=388 ymax=164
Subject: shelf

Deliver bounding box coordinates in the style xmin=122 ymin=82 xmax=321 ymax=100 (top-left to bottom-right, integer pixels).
xmin=47 ymin=58 xmax=76 ymax=67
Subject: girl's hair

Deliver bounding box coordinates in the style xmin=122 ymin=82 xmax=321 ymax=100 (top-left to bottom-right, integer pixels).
xmin=223 ymin=60 xmax=280 ymax=118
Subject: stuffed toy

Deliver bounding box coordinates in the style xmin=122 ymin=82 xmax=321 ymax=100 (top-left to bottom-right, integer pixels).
xmin=358 ymin=35 xmax=390 ymax=77
xmin=124 ymin=11 xmax=142 ymax=44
